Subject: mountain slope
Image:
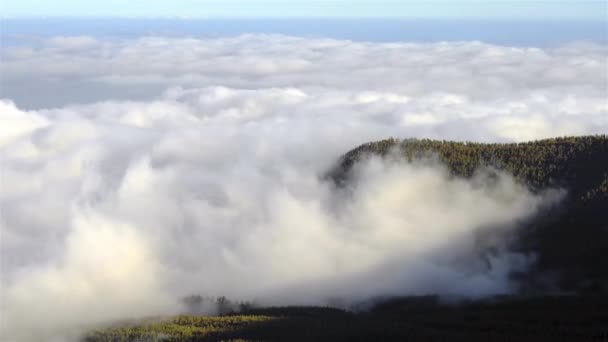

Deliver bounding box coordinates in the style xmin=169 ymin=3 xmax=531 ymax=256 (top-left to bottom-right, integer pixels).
xmin=330 ymin=135 xmax=608 ymax=293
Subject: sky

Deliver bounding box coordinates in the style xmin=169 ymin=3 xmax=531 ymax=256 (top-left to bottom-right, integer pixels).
xmin=2 ymin=0 xmax=607 ymax=20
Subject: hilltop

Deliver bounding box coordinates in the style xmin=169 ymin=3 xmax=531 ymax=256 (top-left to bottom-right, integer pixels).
xmin=331 ymin=135 xmax=608 ymax=293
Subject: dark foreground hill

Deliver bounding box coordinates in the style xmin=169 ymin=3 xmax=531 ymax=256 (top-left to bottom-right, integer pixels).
xmin=331 ymin=135 xmax=608 ymax=293
xmin=86 ymin=295 xmax=608 ymax=341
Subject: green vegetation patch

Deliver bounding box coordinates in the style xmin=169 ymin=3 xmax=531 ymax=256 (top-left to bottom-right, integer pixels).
xmin=85 ymin=315 xmax=274 ymax=342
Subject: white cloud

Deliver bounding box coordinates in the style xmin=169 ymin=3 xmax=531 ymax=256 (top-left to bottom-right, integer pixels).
xmin=0 ymin=101 xmax=49 ymax=147
xmin=0 ymin=35 xmax=605 ymax=341
xmin=1 ymin=35 xmax=607 ymax=108
xmin=2 ymin=210 xmax=173 ymax=342
xmin=45 ymin=36 xmax=102 ymax=51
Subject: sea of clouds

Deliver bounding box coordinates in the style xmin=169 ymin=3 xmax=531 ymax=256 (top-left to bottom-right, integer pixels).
xmin=0 ymin=34 xmax=606 ymax=341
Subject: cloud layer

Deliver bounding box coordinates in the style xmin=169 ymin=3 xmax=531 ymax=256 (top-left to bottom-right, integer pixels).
xmin=2 ymin=35 xmax=607 ymax=122
xmin=0 ymin=35 xmax=606 ymax=341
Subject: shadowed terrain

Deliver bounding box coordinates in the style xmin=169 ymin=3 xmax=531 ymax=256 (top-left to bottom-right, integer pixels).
xmin=85 ymin=295 xmax=608 ymax=341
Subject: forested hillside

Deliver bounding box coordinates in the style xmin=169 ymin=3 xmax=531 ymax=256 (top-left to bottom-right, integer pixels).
xmin=335 ymin=136 xmax=608 ymax=200
xmin=331 ymin=135 xmax=608 ymax=292
xmin=331 ymin=135 xmax=608 ymax=293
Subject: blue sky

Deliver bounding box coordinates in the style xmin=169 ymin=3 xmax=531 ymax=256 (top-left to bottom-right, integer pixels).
xmin=2 ymin=0 xmax=606 ymax=20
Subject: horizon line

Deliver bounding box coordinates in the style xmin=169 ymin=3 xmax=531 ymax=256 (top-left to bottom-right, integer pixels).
xmin=2 ymin=15 xmax=606 ymax=22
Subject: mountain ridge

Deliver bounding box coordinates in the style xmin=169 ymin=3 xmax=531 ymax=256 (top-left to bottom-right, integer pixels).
xmin=331 ymin=135 xmax=608 ymax=293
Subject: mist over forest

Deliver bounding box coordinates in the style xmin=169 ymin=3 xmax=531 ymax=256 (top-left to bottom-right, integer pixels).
xmin=1 ymin=13 xmax=607 ymax=342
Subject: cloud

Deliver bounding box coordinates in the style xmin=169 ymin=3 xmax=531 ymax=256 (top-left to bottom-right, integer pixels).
xmin=45 ymin=36 xmax=102 ymax=51
xmin=1 ymin=35 xmax=607 ymax=112
xmin=0 ymin=35 xmax=605 ymax=341
xmin=2 ymin=210 xmax=173 ymax=342
xmin=0 ymin=91 xmax=561 ymax=341
xmin=0 ymin=101 xmax=48 ymax=147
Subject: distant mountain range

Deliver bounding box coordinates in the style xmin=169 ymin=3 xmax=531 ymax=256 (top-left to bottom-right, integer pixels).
xmin=331 ymin=135 xmax=608 ymax=293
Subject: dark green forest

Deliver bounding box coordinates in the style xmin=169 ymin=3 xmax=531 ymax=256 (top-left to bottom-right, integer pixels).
xmin=85 ymin=295 xmax=608 ymax=341
xmin=332 ymin=135 xmax=608 ymax=293
xmin=85 ymin=135 xmax=608 ymax=342
xmin=335 ymin=135 xmax=608 ymax=202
